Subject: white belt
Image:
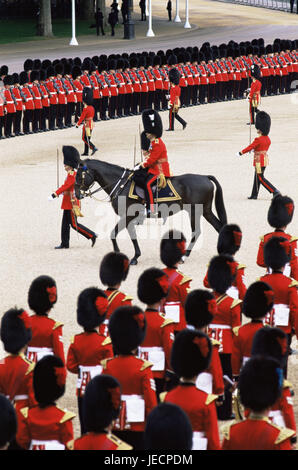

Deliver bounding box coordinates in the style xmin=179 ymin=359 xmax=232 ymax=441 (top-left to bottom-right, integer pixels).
xmin=49 ymin=92 xmax=57 ymax=95
xmin=79 ymin=365 xmax=102 ymax=376
xmin=27 ymin=346 xmax=53 ymax=353
xmin=30 ymin=439 xmax=65 ymax=450
xmin=14 ymin=394 xmax=28 ymax=401
xmin=192 ymin=431 xmax=208 ymax=451
xmin=6 ymin=101 xmax=14 ymax=104
xmin=110 ymin=84 xmax=117 ymax=87
xmin=209 ymin=324 xmax=231 ymax=330
xmin=27 ymin=347 xmax=53 ymax=363
xmin=34 ymin=97 xmax=41 ymax=100
xmin=16 ymin=98 xmax=22 ymax=101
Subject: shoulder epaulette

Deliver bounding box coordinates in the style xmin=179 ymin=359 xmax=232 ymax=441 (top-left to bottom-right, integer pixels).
xmin=231 ymin=299 xmax=242 ymax=309
xmin=232 ymin=326 xmax=241 ymax=336
xmin=289 ymin=280 xmax=298 ymax=288
xmin=221 ymin=421 xmax=237 ymax=441
xmin=20 ymin=407 xmax=29 ymax=419
xmin=154 ymin=138 xmax=159 ymax=143
xmin=107 ymin=433 xmax=133 ymax=450
xmin=159 ymin=391 xmax=167 ymax=403
xmin=70 ymin=336 xmax=75 ymax=344
xmin=211 ymin=338 xmax=221 ymax=347
xmin=205 ymin=393 xmax=218 ymax=406
xmin=68 ymin=170 xmax=75 ymax=176
xmin=290 ymin=236 xmax=298 ymax=243
xmin=140 ymin=359 xmax=154 ymax=371
xmin=161 ymin=318 xmax=175 ymax=328
xmin=283 ymin=379 xmax=293 ymax=389
xmin=59 ymin=409 xmax=76 ymax=424
xmin=101 ymin=336 xmax=112 ymax=346
xmin=178 ymin=273 xmax=192 ymax=286
xmin=66 ymin=440 xmax=74 ymax=450
xmin=273 ymin=425 xmax=295 ymax=445
xmin=25 ymin=361 xmax=35 ymax=376
xmin=237 ymin=264 xmax=246 ymax=270
xmin=53 ymin=321 xmax=64 ymax=330
xmin=122 ymin=295 xmax=133 ymax=302
xmin=101 ymin=357 xmax=113 ymax=369
xmin=260 ymin=235 xmax=265 ymax=242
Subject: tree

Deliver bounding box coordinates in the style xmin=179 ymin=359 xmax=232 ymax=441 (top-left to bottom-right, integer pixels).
xmin=36 ymin=0 xmax=53 ymax=37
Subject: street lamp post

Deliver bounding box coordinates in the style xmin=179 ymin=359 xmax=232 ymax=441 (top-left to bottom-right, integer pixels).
xmin=69 ymin=0 xmax=78 ymax=46
xmin=174 ymin=0 xmax=181 ymax=22
xmin=146 ymin=0 xmax=155 ymax=37
xmin=124 ymin=0 xmax=135 ymax=39
xmin=184 ymin=0 xmax=191 ymax=28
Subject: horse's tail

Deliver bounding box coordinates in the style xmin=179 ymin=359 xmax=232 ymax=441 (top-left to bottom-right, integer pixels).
xmin=207 ymin=175 xmax=227 ymax=226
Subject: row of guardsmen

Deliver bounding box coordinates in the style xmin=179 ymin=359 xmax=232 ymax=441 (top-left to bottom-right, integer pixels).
xmin=0 ymin=37 xmax=298 ymax=138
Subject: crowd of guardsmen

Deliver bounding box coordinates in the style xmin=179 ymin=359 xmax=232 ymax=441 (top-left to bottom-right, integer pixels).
xmin=0 ymin=191 xmax=297 ymax=450
xmin=0 ymin=37 xmax=298 ymax=138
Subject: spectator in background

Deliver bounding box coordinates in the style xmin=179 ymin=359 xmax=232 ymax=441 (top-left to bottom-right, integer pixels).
xmin=95 ymin=7 xmax=105 ymax=36
xmin=108 ymin=8 xmax=117 ymax=36
xmin=121 ymin=0 xmax=128 ymax=24
xmin=110 ymin=1 xmax=119 ymax=23
xmin=167 ymin=0 xmax=172 ymax=21
xmin=139 ymin=0 xmax=146 ymax=20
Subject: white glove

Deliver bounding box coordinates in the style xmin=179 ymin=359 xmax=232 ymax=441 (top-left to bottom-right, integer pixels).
xmin=236 ymin=152 xmax=242 ymax=157
xmin=134 ymin=164 xmax=141 ymax=171
xmin=48 ymin=195 xmax=54 ymax=201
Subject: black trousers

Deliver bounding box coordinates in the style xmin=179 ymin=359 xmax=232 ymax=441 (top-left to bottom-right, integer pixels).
xmin=100 ymin=96 xmax=109 ymax=119
xmin=249 ymin=166 xmax=278 ymax=199
xmin=199 ymin=84 xmax=207 ymax=104
xmin=65 ymin=102 xmax=75 ymax=126
xmin=132 ymin=92 xmax=140 ymax=114
xmin=23 ymin=109 xmax=33 ymax=133
xmin=49 ymin=104 xmax=57 ymax=129
xmin=57 ymin=103 xmax=66 ymax=128
xmin=0 ymin=115 xmax=4 ymax=137
xmin=32 ymin=108 xmax=41 ymax=132
xmin=40 ymin=106 xmax=49 ymax=130
xmin=217 ymin=353 xmax=233 ymax=420
xmin=139 ymin=92 xmax=148 ymax=112
xmin=13 ymin=110 xmax=22 ymax=135
xmin=4 ymin=112 xmax=15 ymax=136
xmin=154 ymin=89 xmax=163 ymax=110
xmin=109 ymin=95 xmax=117 ymax=118
xmin=74 ymin=102 xmax=83 ymax=122
xmin=61 ymin=209 xmax=96 ymax=247
xmin=169 ymin=109 xmax=186 ymax=130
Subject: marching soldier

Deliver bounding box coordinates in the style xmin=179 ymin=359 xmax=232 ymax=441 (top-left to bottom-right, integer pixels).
xmin=71 ymin=66 xmax=84 ymax=122
xmin=247 ymin=64 xmax=262 ymax=125
xmin=30 ymin=70 xmax=43 ymax=133
xmin=167 ymin=67 xmax=187 ymax=132
xmin=76 ymin=87 xmax=98 ymax=156
xmin=11 ymin=73 xmax=23 ymax=136
xmin=39 ymin=69 xmax=50 ymax=132
xmin=54 ymin=63 xmax=67 ymax=129
xmin=48 ymin=145 xmax=97 ymax=249
xmin=63 ymin=63 xmax=77 ymax=127
xmin=237 ymin=110 xmax=279 ymax=200
xmin=97 ymin=61 xmax=111 ymax=120
xmin=45 ymin=66 xmax=58 ymax=131
xmin=3 ymin=75 xmax=16 ymax=138
xmin=19 ymin=71 xmax=35 ymax=135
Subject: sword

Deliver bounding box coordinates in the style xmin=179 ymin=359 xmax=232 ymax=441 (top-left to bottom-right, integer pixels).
xmin=133 ymin=134 xmax=136 ymax=167
xmin=57 ymin=148 xmax=59 ymax=187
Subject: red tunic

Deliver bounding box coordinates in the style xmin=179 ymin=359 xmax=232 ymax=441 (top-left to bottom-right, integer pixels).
xmin=194 ymin=338 xmax=224 ymax=396
xmin=169 ymin=84 xmax=181 ymax=109
xmin=142 ymin=138 xmax=171 ymax=177
xmin=11 ymin=86 xmax=23 ymax=111
xmin=260 ymin=272 xmax=298 ymax=335
xmin=73 ymin=78 xmax=84 ymax=103
xmin=99 ymin=288 xmax=133 ymax=337
xmin=77 ymin=105 xmax=94 ymax=130
xmin=4 ymin=88 xmax=16 ymax=113
xmin=54 ymin=169 xmax=79 ymax=211
xmin=152 ymin=68 xmax=163 ymax=90
xmin=221 ymin=415 xmax=295 ymax=450
xmin=45 ymin=79 xmax=58 ymax=106
xmin=257 ymin=231 xmax=298 ymax=281
xmin=53 ymin=78 xmax=67 ymax=105
xmin=162 ymin=383 xmax=220 ymax=450
xmin=30 ymin=84 xmax=43 ymax=110
xmin=40 ymin=83 xmax=50 ymax=108
xmin=64 ymin=78 xmax=77 ymax=103
xmin=248 ymin=79 xmax=262 ymax=105
xmin=139 ymin=309 xmax=175 ymax=379
xmin=66 ymin=331 xmax=113 ymax=397
xmin=161 ymin=267 xmax=191 ymax=332
xmin=241 ymin=134 xmax=271 ymax=171
xmin=74 ymin=432 xmax=132 ymax=450
xmin=204 ymin=260 xmax=247 ymax=300
xmin=27 ymin=315 xmax=65 ymax=365
xmin=231 ymin=321 xmax=265 ymax=377
xmin=17 ymin=404 xmax=75 ymax=450
xmin=102 ymin=355 xmax=157 ymax=432
xmin=207 ymin=293 xmax=242 ymax=354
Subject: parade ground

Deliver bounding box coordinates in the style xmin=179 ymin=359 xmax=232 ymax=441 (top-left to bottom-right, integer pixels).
xmin=0 ymin=0 xmax=298 ymax=440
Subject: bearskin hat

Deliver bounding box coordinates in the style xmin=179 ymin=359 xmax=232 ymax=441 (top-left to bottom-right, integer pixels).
xmin=82 ymin=375 xmax=121 ymax=433
xmin=88 ymin=61 xmax=96 ymax=74
xmin=167 ymin=54 xmax=177 ymax=66
xmin=129 ymin=56 xmax=138 ymax=68
xmin=264 ymin=236 xmax=290 ymax=270
xmin=72 ymin=66 xmax=81 ymax=80
xmin=33 ymin=355 xmax=66 ymax=405
xmin=46 ymin=66 xmax=55 ymax=79
xmin=140 ymin=130 xmax=151 ymax=152
xmin=142 ymin=109 xmax=163 ymax=138
xmin=82 ymin=87 xmax=93 ymax=106
xmin=160 ymin=230 xmax=186 ymax=267
xmin=255 ymin=110 xmax=271 ymax=136
xmin=54 ymin=63 xmax=64 ymax=76
xmin=63 ymin=62 xmax=72 ymax=75
xmin=39 ymin=69 xmax=46 ymax=81
xmin=41 ymin=59 xmax=52 ymax=70
xmin=137 ymin=268 xmax=169 ymax=305
xmin=144 ymin=403 xmax=193 ymax=451
xmin=3 ymin=75 xmax=12 ymax=86
xmin=243 ymin=281 xmax=274 ymax=319
xmin=92 ymin=55 xmax=99 ymax=66
xmin=238 ymin=356 xmax=282 ymax=412
xmin=168 ymin=67 xmax=180 ymax=86
xmin=0 ymin=308 xmax=32 ymax=354
xmin=252 ymin=327 xmax=288 ymax=368
xmin=12 ymin=73 xmax=19 ymax=85
xmin=207 ymin=254 xmax=235 ymax=294
xmin=33 ymin=59 xmax=41 ymax=70
xmin=171 ymin=329 xmax=212 ymax=378
xmin=62 ymin=145 xmax=80 ymax=169
xmin=0 ymin=65 xmax=8 ymax=76
xmin=28 ymin=275 xmax=57 ymax=315
xmin=185 ymin=289 xmax=216 ymax=329
xmin=217 ymin=224 xmax=242 ymax=255
xmin=109 ymin=306 xmax=146 ymax=354
xmin=24 ymin=59 xmax=33 ymax=71
xmin=0 ymin=394 xmax=17 ymax=448
xmin=30 ymin=70 xmax=40 ymax=82
xmin=19 ymin=71 xmax=29 ymax=85
xmin=82 ymin=58 xmax=91 ymax=71
xmin=73 ymin=57 xmax=82 ymax=66
xmin=191 ymin=53 xmax=199 ymax=63
xmin=116 ymin=58 xmax=124 ymax=70
xmin=266 ymin=44 xmax=273 ymax=54
xmin=153 ymin=55 xmax=161 ymax=66
xmin=138 ymin=56 xmax=146 ymax=67
xmin=250 ymin=63 xmax=260 ymax=79
xmin=267 ymin=194 xmax=294 ymax=228
xmin=273 ymin=43 xmax=280 ymax=53
xmin=77 ymin=287 xmax=108 ymax=330
xmin=99 ymin=252 xmax=130 ymax=287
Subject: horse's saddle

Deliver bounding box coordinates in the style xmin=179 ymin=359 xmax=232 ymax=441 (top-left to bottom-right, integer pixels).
xmin=128 ymin=175 xmax=181 ymax=203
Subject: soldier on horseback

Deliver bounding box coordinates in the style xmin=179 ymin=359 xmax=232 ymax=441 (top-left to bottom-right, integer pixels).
xmin=134 ymin=109 xmax=171 ymax=217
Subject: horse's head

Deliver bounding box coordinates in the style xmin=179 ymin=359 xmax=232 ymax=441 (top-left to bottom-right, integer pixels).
xmin=75 ymin=161 xmax=96 ymax=200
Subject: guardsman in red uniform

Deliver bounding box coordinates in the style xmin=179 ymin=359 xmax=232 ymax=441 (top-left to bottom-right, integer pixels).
xmin=114 ymin=59 xmax=126 ymax=118
xmin=221 ymin=356 xmax=295 ymax=450
xmin=0 ymin=308 xmax=36 ymax=448
xmin=63 ymin=63 xmax=77 ymax=127
xmin=204 ymin=224 xmax=247 ymax=300
xmin=257 ymin=194 xmax=297 ymax=280
xmin=152 ymin=55 xmax=163 ymax=110
xmin=231 ymin=281 xmax=273 ymax=380
xmin=3 ymin=75 xmax=16 ymax=137
xmin=49 ymin=145 xmax=97 ymax=249
xmin=99 ymin=251 xmax=133 ymax=337
xmin=198 ymin=52 xmax=209 ymax=104
xmin=207 ymin=255 xmax=242 ymax=420
xmin=144 ymin=402 xmax=193 ymax=450
xmin=137 ymin=268 xmax=175 ymax=397
xmin=161 ymin=329 xmax=221 ymax=450
xmin=11 ymin=73 xmax=24 ymax=136
xmin=167 ymin=67 xmax=187 ymax=132
xmin=206 ymin=58 xmax=217 ymax=103
xmin=27 ymin=275 xmax=64 ymax=365
xmin=38 ymin=69 xmax=50 ymax=131
xmin=74 ymin=375 xmax=132 ymax=450
xmin=190 ymin=53 xmax=200 ymax=105
xmin=160 ymin=230 xmax=191 ymax=333
xmin=237 ymin=110 xmax=279 ymax=199
xmin=0 ymin=394 xmax=17 ymax=450
xmin=251 ymin=327 xmax=296 ymax=436
xmin=97 ymin=61 xmax=111 ymax=120
xmin=185 ymin=289 xmax=225 ymax=398
xmin=102 ymin=306 xmax=158 ymax=450
xmin=54 ymin=63 xmax=67 ymax=129
xmin=17 ymin=355 xmax=75 ymax=450
xmin=45 ymin=66 xmax=58 ymax=130
xmin=260 ymin=237 xmax=298 ymax=375
xmin=134 ymin=109 xmax=171 ymax=217
xmin=0 ymin=81 xmax=5 ymax=140
xmin=19 ymin=71 xmax=35 ymax=135
xmin=146 ymin=57 xmax=156 ymax=110
xmin=247 ymin=64 xmax=262 ymax=124
xmin=66 ymin=287 xmax=113 ymax=434
xmin=122 ymin=59 xmax=134 ymax=116
xmin=30 ymin=70 xmax=43 ymax=133
xmin=176 ymin=53 xmax=188 ymax=107
xmin=72 ymin=66 xmax=83 ymax=122
xmin=76 ymin=87 xmax=98 ymax=156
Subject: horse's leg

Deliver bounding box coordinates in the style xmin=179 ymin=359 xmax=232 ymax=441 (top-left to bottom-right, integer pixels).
xmin=203 ymin=201 xmax=223 ymax=233
xmin=184 ymin=204 xmax=203 ymax=259
xmin=110 ymin=216 xmax=127 ymax=253
xmin=126 ymin=216 xmax=141 ymax=265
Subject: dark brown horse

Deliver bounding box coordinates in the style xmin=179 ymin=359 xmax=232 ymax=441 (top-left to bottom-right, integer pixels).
xmin=75 ymin=159 xmax=228 ymax=265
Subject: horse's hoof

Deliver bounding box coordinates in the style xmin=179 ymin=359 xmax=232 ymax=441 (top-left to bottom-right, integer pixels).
xmin=130 ymin=258 xmax=138 ymax=266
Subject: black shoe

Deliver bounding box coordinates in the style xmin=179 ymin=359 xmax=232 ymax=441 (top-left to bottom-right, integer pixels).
xmin=247 ymin=196 xmax=257 ymax=200
xmin=55 ymin=244 xmax=69 ymax=249
xmin=91 ymin=235 xmax=97 ymax=247
xmin=183 ymin=123 xmax=187 ymax=130
xmin=166 ymin=128 xmax=174 ymax=131
xmin=81 ymin=153 xmax=89 ymax=156
xmin=91 ymin=147 xmax=98 ymax=156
